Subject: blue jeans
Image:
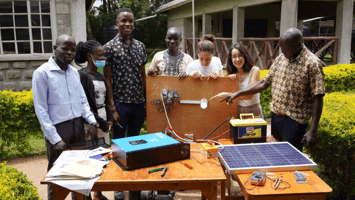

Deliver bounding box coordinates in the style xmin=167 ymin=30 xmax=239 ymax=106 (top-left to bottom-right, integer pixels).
xmin=111 ymin=102 xmax=145 ymax=139
xmin=271 ymin=112 xmax=308 ymax=151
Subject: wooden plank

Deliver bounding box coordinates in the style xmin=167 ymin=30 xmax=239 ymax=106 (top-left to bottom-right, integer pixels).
xmin=146 ymin=76 xmax=250 ymax=139
xmin=316 ymin=40 xmax=335 ymax=56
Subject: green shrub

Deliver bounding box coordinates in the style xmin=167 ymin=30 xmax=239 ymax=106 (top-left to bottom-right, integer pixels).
xmin=0 ymin=162 xmax=42 ymax=200
xmin=323 ymin=64 xmax=355 ymax=92
xmin=259 ymin=64 xmax=355 ymax=118
xmin=0 ymin=90 xmax=42 ymax=159
xmin=305 ymin=92 xmax=355 ymax=199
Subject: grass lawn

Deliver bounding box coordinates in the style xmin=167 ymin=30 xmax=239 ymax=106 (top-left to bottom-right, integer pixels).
xmin=0 ymin=136 xmax=46 ymax=161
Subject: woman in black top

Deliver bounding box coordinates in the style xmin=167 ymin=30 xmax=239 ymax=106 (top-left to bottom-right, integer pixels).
xmin=75 ymin=40 xmax=113 ymax=200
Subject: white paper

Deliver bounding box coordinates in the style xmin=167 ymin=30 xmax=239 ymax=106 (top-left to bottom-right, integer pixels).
xmin=49 ymin=176 xmax=100 ymax=196
xmin=60 ymin=158 xmax=107 ymax=178
xmin=89 ymin=147 xmax=112 ymax=157
xmin=53 ymin=150 xmax=91 ymax=166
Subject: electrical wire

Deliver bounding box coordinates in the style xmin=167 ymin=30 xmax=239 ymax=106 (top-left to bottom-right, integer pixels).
xmin=202 ymin=118 xmax=231 ymax=139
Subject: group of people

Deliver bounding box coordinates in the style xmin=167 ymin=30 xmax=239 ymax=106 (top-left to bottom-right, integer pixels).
xmin=32 ymin=7 xmax=325 ymax=200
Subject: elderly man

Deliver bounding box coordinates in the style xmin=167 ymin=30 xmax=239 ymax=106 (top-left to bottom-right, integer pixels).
xmin=219 ymin=28 xmax=325 ymax=151
xmin=32 ymin=34 xmax=98 ymax=200
xmin=147 ymin=27 xmax=193 ymax=78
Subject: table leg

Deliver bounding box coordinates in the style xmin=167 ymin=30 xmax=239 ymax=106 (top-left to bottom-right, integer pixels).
xmin=220 ymin=180 xmax=226 ymax=200
xmin=51 ymin=184 xmax=71 ymax=200
xmin=201 ymin=182 xmax=218 ymax=200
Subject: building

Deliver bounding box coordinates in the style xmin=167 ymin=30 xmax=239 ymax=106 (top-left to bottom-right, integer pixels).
xmin=156 ymin=0 xmax=354 ymax=65
xmin=0 ymin=0 xmax=90 ymax=91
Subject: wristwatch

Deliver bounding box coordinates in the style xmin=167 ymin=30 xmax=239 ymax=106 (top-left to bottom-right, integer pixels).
xmin=91 ymin=122 xmax=99 ymax=128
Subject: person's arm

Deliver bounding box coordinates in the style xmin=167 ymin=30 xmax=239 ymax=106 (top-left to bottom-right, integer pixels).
xmin=248 ymin=67 xmax=261 ymax=86
xmin=78 ymin=75 xmax=98 ymax=140
xmin=141 ymin=64 xmax=147 ymax=101
xmin=302 ymin=94 xmax=323 ymax=147
xmin=220 ymin=79 xmax=270 ymax=104
xmin=147 ymin=54 xmax=159 ymax=76
xmin=103 ymin=64 xmax=120 ymax=126
xmin=32 ymin=70 xmax=65 ymax=154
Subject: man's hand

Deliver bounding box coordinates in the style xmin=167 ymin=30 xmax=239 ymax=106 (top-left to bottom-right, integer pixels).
xmin=178 ymin=71 xmax=188 ymax=79
xmin=228 ymin=74 xmax=238 ymax=81
xmin=302 ymin=130 xmax=317 ymax=148
xmin=210 ymin=92 xmax=231 ymax=101
xmin=220 ymin=91 xmax=241 ymax=104
xmin=190 ymin=71 xmax=202 ymax=80
xmin=208 ymin=72 xmax=219 ymax=80
xmin=111 ymin=109 xmax=120 ymax=126
xmin=53 ymin=140 xmax=66 ymax=155
xmin=147 ymin=69 xmax=159 ymax=76
xmin=87 ymin=124 xmax=98 ymax=140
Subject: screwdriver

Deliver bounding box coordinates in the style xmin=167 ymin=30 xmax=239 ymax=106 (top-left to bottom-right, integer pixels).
xmin=180 ymin=161 xmax=193 ymax=170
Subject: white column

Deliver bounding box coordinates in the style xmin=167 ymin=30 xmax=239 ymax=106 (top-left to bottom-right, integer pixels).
xmin=70 ymin=0 xmax=87 ymax=42
xmin=183 ymin=18 xmax=193 ymax=52
xmin=232 ymin=6 xmax=245 ymax=44
xmin=336 ymin=0 xmax=354 ymax=64
xmin=202 ymin=12 xmax=212 ymax=37
xmin=280 ymin=0 xmax=298 ymax=35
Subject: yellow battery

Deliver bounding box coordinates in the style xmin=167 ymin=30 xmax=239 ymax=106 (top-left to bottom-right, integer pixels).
xmin=230 ymin=113 xmax=267 ymax=144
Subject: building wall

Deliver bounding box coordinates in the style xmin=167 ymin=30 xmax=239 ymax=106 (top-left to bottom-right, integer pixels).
xmin=0 ymin=0 xmax=87 ymax=91
xmin=164 ymin=0 xmax=354 ymax=64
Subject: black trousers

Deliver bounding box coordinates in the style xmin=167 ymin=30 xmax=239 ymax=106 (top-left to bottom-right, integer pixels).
xmin=46 ymin=117 xmax=86 ymax=200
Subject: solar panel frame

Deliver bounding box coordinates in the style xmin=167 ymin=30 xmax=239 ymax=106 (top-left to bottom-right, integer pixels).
xmin=218 ymin=142 xmax=317 ymax=174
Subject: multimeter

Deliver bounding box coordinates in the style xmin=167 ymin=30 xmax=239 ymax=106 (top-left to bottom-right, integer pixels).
xmin=250 ymin=171 xmax=266 ymax=186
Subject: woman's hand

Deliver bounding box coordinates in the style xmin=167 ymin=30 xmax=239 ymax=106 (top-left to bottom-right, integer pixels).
xmin=208 ymin=72 xmax=219 ymax=80
xmin=228 ymin=74 xmax=238 ymax=81
xmin=190 ymin=71 xmax=202 ymax=80
xmin=210 ymin=92 xmax=231 ymax=101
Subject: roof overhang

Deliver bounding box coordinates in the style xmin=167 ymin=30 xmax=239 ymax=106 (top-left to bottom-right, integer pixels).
xmin=156 ymin=0 xmax=192 ymax=13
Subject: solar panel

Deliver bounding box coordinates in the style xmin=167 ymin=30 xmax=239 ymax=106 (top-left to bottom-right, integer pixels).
xmin=218 ymin=142 xmax=317 ymax=174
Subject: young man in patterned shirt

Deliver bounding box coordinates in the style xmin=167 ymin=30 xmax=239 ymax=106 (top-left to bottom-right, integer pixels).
xmin=147 ymin=27 xmax=193 ymax=78
xmin=220 ymin=28 xmax=325 ymax=151
xmin=103 ymin=7 xmax=147 ymax=200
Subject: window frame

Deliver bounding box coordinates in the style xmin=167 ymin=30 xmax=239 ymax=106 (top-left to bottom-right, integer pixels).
xmin=0 ymin=0 xmax=57 ymax=60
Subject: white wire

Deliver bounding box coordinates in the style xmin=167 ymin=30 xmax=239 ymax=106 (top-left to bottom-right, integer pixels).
xmin=161 ymin=92 xmax=187 ymax=142
xmin=160 ymin=89 xmax=227 ymax=149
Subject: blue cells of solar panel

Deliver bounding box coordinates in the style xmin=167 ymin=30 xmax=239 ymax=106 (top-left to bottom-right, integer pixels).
xmin=253 ymin=144 xmax=292 ymax=166
xmin=219 ymin=146 xmax=250 ymax=168
xmin=271 ymin=143 xmax=313 ymax=165
xmin=235 ymin=145 xmax=271 ymax=167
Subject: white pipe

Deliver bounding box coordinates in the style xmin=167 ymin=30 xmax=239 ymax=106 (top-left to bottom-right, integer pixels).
xmin=192 ymin=0 xmax=196 ymax=59
xmin=135 ymin=14 xmax=157 ymax=22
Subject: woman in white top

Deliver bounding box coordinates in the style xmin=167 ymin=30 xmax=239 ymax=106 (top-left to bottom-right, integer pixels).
xmin=186 ymin=34 xmax=224 ymax=80
xmin=210 ymin=43 xmax=263 ymax=118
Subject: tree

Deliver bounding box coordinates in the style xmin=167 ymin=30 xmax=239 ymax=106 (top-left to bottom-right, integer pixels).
xmin=88 ymin=0 xmax=173 ymax=48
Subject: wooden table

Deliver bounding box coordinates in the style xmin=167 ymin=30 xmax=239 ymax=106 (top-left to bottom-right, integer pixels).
xmin=218 ymin=139 xmax=332 ymax=200
xmin=233 ymin=171 xmax=332 ymax=200
xmin=41 ymin=143 xmax=227 ymax=200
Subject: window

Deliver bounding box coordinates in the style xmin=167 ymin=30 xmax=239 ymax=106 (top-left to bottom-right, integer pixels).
xmin=0 ymin=0 xmax=53 ymax=55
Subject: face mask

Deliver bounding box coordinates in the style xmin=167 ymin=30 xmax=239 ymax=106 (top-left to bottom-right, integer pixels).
xmin=93 ymin=60 xmax=106 ymax=68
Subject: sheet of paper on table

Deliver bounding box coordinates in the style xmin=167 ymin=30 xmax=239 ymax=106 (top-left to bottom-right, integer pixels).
xmin=53 ymin=150 xmax=91 ymax=166
xmin=89 ymin=146 xmax=112 ymax=157
xmin=49 ymin=176 xmax=101 ymax=196
xmin=60 ymin=157 xmax=107 ymax=178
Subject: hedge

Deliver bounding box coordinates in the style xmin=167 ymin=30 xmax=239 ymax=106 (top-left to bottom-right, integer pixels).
xmin=260 ymin=63 xmax=355 ymax=118
xmin=306 ymin=92 xmax=355 ymax=199
xmin=0 ymin=90 xmax=42 ymax=159
xmin=0 ymin=162 xmax=41 ymax=200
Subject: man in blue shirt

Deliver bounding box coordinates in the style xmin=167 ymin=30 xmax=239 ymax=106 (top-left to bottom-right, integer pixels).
xmin=32 ymin=34 xmax=98 ymax=200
